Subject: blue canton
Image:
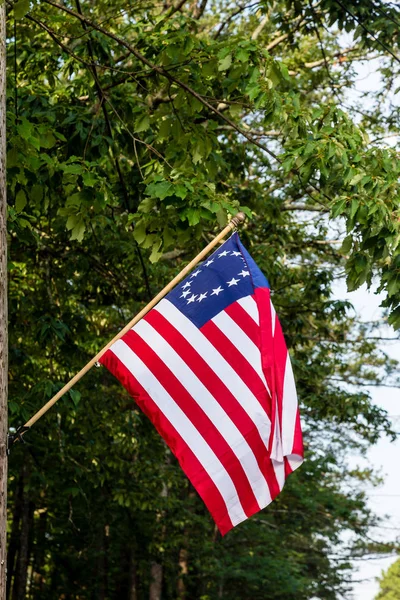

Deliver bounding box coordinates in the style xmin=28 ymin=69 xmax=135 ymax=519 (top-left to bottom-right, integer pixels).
xmin=167 ymin=232 xmax=270 ymax=328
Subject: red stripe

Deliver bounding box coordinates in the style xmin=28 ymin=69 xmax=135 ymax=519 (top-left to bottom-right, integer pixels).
xmin=146 ymin=309 xmax=280 ymax=501
xmin=284 ymin=457 xmax=292 ymax=477
xmin=224 ymin=302 xmax=259 ymax=347
xmin=292 ymin=408 xmax=304 ymax=457
xmin=254 ymin=288 xmax=278 ymax=457
xmin=99 ymin=347 xmax=234 ymax=535
xmin=122 ymin=329 xmax=261 ymax=518
xmin=201 ymin=320 xmax=272 ymax=416
xmin=258 ymin=291 xmax=303 ymax=466
xmin=271 ymin=315 xmax=288 ymax=433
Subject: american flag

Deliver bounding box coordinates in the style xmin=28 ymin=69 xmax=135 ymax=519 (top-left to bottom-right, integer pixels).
xmin=100 ymin=232 xmax=303 ymax=534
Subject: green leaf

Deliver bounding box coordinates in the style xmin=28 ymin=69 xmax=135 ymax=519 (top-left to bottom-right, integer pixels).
xmin=31 ymin=184 xmax=43 ymax=205
xmin=15 ymin=189 xmax=27 ymax=213
xmin=387 ymin=276 xmax=399 ymax=298
xmin=14 ymin=0 xmax=30 ymax=19
xmin=17 ymin=118 xmax=33 ymax=140
xmin=350 ymin=198 xmax=359 ymax=219
xmin=7 ymin=147 xmax=18 ymax=168
xmin=70 ymin=220 xmax=86 ymax=242
xmin=192 ymin=144 xmax=203 ymax=164
xmin=146 ymin=180 xmax=174 ymax=200
xmin=340 ymin=235 xmax=352 ymax=254
xmin=236 ymin=48 xmax=249 ymax=63
xmin=133 ymin=220 xmax=147 ymax=244
xmin=66 ymin=215 xmax=79 ymax=231
xmin=246 ymin=84 xmax=261 ymax=101
xmin=63 ymin=164 xmax=84 ymax=175
xmin=149 ymin=240 xmax=162 ymax=263
xmin=69 ymin=389 xmax=81 ymax=407
xmin=175 ymin=184 xmax=188 ymax=199
xmin=163 ymin=226 xmax=174 ymax=247
xmin=8 ymin=401 xmax=19 ymax=415
xmin=218 ymin=54 xmax=232 ymax=71
xmin=138 ymin=198 xmax=155 ymax=213
xmin=135 ymin=114 xmax=150 ymax=133
xmin=40 ymin=132 xmax=57 ymax=149
xmin=82 ymin=172 xmax=97 ymax=187
xmin=349 ymin=173 xmax=365 ymax=186
xmin=186 ymin=208 xmax=201 ymax=226
xmin=331 ymin=199 xmax=346 ymax=218
xmin=54 ymin=131 xmax=67 ymax=142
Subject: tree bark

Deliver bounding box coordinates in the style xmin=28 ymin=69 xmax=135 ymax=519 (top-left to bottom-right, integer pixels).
xmin=6 ymin=475 xmax=23 ymax=600
xmin=149 ymin=562 xmax=162 ymax=600
xmin=128 ymin=547 xmax=138 ymax=600
xmin=177 ymin=547 xmax=188 ymax=599
xmin=0 ymin=2 xmax=7 ymax=599
xmin=96 ymin=524 xmax=109 ymax=600
xmin=31 ymin=510 xmax=47 ymax=594
xmin=11 ymin=467 xmax=30 ymax=600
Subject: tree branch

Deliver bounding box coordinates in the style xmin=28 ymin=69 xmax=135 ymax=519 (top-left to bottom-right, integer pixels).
xmin=281 ymin=203 xmax=329 ymax=212
xmin=193 ymin=0 xmax=208 ymax=19
xmin=40 ymin=0 xmax=333 ymax=208
xmin=214 ymin=2 xmax=260 ymax=39
xmin=74 ymin=0 xmax=152 ymax=300
xmin=251 ymin=15 xmax=269 ymax=41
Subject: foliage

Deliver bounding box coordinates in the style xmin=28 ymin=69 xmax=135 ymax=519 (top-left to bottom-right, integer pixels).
xmin=376 ymin=558 xmax=400 ymax=600
xmin=5 ymin=0 xmax=400 ymax=598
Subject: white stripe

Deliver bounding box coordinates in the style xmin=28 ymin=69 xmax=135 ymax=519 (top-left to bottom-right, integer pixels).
xmin=271 ymin=301 xmax=276 ymax=336
xmin=237 ymin=295 xmax=259 ymax=324
xmin=212 ymin=310 xmax=271 ymax=397
xmin=134 ymin=319 xmax=272 ymax=507
xmin=281 ymin=354 xmax=298 ymax=455
xmin=270 ymin=398 xmax=283 ymax=462
xmin=287 ymin=455 xmax=303 ymax=472
xmin=272 ymin=459 xmax=286 ymax=491
xmin=110 ymin=339 xmax=247 ymax=526
xmin=156 ymin=300 xmax=272 ymax=450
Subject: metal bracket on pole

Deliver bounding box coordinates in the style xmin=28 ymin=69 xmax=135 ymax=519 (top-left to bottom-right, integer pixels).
xmin=7 ymin=426 xmax=30 ymax=455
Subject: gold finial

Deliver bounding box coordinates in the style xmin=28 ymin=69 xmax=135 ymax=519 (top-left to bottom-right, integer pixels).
xmin=230 ymin=211 xmax=246 ymax=228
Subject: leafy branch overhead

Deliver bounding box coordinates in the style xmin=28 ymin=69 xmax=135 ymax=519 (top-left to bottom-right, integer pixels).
xmin=7 ymin=0 xmax=400 ymax=326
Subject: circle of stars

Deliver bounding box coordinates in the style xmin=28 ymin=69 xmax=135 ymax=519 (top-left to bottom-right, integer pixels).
xmin=179 ymin=250 xmax=250 ymax=304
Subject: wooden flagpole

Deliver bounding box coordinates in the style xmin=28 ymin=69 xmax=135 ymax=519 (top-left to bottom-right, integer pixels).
xmin=0 ymin=1 xmax=7 ymax=595
xmin=17 ymin=212 xmax=246 ymax=434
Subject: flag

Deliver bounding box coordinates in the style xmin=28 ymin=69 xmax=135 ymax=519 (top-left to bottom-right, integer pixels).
xmin=100 ymin=232 xmax=303 ymax=535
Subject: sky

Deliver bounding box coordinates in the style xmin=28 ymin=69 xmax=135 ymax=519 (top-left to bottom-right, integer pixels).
xmin=331 ymin=45 xmax=400 ymax=599
xmin=338 ymin=284 xmax=400 ymax=600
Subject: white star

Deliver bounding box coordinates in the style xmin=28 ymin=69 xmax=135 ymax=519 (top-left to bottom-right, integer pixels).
xmin=238 ymin=270 xmax=250 ymax=277
xmin=197 ymin=292 xmax=208 ymax=302
xmin=211 ymin=286 xmax=223 ymax=296
xmin=182 ymin=281 xmax=191 ymax=289
xmin=205 ymin=259 xmax=214 ymax=267
xmin=180 ymin=289 xmax=191 ymax=298
xmin=227 ymin=277 xmax=239 ymax=287
xmin=231 ymin=251 xmax=241 ymax=257
xmin=187 ymin=294 xmax=197 ymax=304
xmin=191 ymin=269 xmax=201 ymax=278
xmin=218 ymin=250 xmax=229 ymax=258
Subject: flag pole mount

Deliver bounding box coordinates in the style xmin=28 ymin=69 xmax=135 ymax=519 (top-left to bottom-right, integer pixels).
xmin=11 ymin=211 xmax=247 ymax=441
xmin=230 ymin=211 xmax=246 ymax=227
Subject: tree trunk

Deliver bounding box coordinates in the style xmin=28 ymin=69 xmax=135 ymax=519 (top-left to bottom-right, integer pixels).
xmin=149 ymin=562 xmax=162 ymax=600
xmin=31 ymin=510 xmax=47 ymax=594
xmin=0 ymin=3 xmax=7 ymax=599
xmin=11 ymin=467 xmax=30 ymax=600
xmin=96 ymin=524 xmax=109 ymax=600
xmin=6 ymin=475 xmax=23 ymax=600
xmin=177 ymin=548 xmax=188 ymax=599
xmin=128 ymin=547 xmax=138 ymax=600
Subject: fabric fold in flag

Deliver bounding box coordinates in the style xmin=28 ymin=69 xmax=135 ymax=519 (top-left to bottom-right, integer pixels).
xmin=100 ymin=232 xmax=304 ymax=535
